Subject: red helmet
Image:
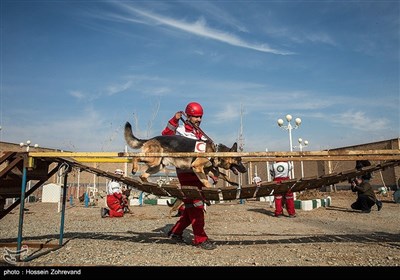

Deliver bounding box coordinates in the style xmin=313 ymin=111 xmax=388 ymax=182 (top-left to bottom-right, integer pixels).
xmin=185 ymin=102 xmax=203 ymax=117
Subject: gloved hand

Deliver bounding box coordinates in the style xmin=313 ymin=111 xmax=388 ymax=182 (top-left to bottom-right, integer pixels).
xmin=174 ymin=111 xmax=183 ymax=120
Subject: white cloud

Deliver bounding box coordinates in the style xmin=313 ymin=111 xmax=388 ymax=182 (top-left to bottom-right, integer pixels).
xmin=212 ymin=104 xmax=241 ymax=123
xmin=182 ymin=0 xmax=249 ymax=33
xmin=265 ymin=26 xmax=337 ymax=46
xmin=331 ymin=111 xmax=389 ymax=131
xmin=109 ymin=3 xmax=293 ymax=55
xmin=69 ymin=90 xmax=86 ymax=100
xmin=106 ymin=81 xmax=132 ymax=96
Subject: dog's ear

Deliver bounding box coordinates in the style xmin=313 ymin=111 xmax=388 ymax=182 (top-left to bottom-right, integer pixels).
xmin=231 ymin=142 xmax=238 ymax=152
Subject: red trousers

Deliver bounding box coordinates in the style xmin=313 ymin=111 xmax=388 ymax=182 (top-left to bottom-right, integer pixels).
xmin=274 ymin=192 xmax=296 ymax=216
xmin=274 ymin=177 xmax=296 ymax=216
xmin=170 ymin=201 xmax=207 ymax=245
xmin=170 ymin=169 xmax=208 ymax=245
xmin=106 ymin=194 xmax=124 ymax=218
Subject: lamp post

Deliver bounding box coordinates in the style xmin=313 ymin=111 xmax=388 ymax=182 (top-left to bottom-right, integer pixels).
xmin=19 ymin=140 xmax=39 ymax=152
xmin=293 ymin=138 xmax=309 ymax=178
xmin=277 ymin=114 xmax=302 ymax=179
xmin=265 ymin=148 xmax=271 ymax=182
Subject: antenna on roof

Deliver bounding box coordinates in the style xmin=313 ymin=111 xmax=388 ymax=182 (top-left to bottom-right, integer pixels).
xmin=238 ymin=104 xmax=245 ymax=152
xmin=237 ymin=104 xmax=245 ymax=205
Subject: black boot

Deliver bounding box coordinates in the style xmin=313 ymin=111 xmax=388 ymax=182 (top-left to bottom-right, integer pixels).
xmin=101 ymin=207 xmax=109 ymax=218
xmin=376 ymin=200 xmax=382 ymax=211
xmin=173 ymin=211 xmax=181 ymax=217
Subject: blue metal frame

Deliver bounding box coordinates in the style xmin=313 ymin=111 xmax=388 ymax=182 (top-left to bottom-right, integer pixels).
xmin=16 ymin=165 xmax=28 ymax=261
xmin=59 ymin=166 xmax=69 ymax=246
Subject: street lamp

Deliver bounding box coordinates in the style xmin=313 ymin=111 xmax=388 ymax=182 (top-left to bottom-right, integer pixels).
xmin=294 ymin=138 xmax=309 ymax=178
xmin=19 ymin=140 xmax=39 ymax=152
xmin=277 ymin=114 xmax=302 ymax=179
xmin=265 ymin=148 xmax=271 ymax=182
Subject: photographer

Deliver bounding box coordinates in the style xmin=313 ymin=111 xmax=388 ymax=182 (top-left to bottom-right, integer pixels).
xmin=350 ymin=174 xmax=379 ymax=213
xmin=355 ymin=160 xmax=382 ymax=211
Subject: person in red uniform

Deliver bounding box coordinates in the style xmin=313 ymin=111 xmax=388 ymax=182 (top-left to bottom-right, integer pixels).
xmin=162 ymin=101 xmax=216 ymax=250
xmin=101 ymin=169 xmax=127 ymax=218
xmin=270 ymin=161 xmax=296 ymax=218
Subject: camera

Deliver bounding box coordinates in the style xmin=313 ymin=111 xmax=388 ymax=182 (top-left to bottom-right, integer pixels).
xmin=348 ymin=178 xmax=357 ymax=184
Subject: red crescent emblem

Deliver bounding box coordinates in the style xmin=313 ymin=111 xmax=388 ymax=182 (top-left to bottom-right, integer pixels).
xmin=195 ymin=142 xmax=206 ymax=153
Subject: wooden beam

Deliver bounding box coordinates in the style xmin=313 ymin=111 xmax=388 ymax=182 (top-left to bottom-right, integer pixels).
xmin=243 ymin=156 xmax=400 ymax=162
xmin=71 ymin=158 xmax=130 ymax=163
xmin=29 ymin=149 xmax=400 ymax=158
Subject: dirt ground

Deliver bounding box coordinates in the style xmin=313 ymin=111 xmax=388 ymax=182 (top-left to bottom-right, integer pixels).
xmin=0 ymin=190 xmax=399 ymax=271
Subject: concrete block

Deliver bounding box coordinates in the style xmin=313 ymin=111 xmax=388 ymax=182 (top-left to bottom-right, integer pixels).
xmin=144 ymin=199 xmax=157 ymax=205
xmin=301 ymin=200 xmax=314 ymax=211
xmin=213 ymin=200 xmax=224 ymax=204
xmin=130 ymin=198 xmax=141 ymax=206
xmin=258 ymin=196 xmax=274 ymax=202
xmin=324 ymin=197 xmax=331 ymax=207
xmin=312 ymin=200 xmax=317 ymax=209
xmin=157 ymin=198 xmax=173 ymax=205
xmin=295 ymin=196 xmax=332 ymax=211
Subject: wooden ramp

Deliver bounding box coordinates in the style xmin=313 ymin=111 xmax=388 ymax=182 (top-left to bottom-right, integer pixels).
xmin=55 ymin=157 xmax=400 ymax=201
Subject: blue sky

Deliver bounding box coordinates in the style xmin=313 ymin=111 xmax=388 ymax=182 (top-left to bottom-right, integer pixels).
xmin=1 ymin=0 xmax=399 ymax=152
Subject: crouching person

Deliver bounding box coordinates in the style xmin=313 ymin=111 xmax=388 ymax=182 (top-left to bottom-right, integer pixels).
xmin=350 ymin=175 xmax=378 ymax=213
xmin=101 ymin=169 xmax=126 ymax=218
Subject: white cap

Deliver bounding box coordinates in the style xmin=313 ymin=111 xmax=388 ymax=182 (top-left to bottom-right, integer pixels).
xmin=253 ymin=176 xmax=262 ymax=183
xmin=114 ymin=169 xmax=124 ymax=175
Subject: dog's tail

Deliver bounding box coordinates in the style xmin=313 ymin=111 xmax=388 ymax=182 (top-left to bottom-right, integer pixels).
xmin=124 ymin=122 xmax=145 ymax=149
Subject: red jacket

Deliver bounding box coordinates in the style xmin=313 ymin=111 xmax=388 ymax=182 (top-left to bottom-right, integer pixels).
xmin=162 ymin=116 xmax=205 ymax=206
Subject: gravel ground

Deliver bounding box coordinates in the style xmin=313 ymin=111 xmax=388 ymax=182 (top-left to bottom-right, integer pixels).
xmin=0 ymin=191 xmax=399 ymax=268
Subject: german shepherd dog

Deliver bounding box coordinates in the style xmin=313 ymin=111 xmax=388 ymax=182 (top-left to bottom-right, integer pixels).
xmin=124 ymin=122 xmax=247 ymax=189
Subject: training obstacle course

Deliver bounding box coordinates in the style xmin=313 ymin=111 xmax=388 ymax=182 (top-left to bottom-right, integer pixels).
xmin=0 ymin=149 xmax=399 ymax=262
xmin=2 ymin=150 xmax=399 ymax=216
